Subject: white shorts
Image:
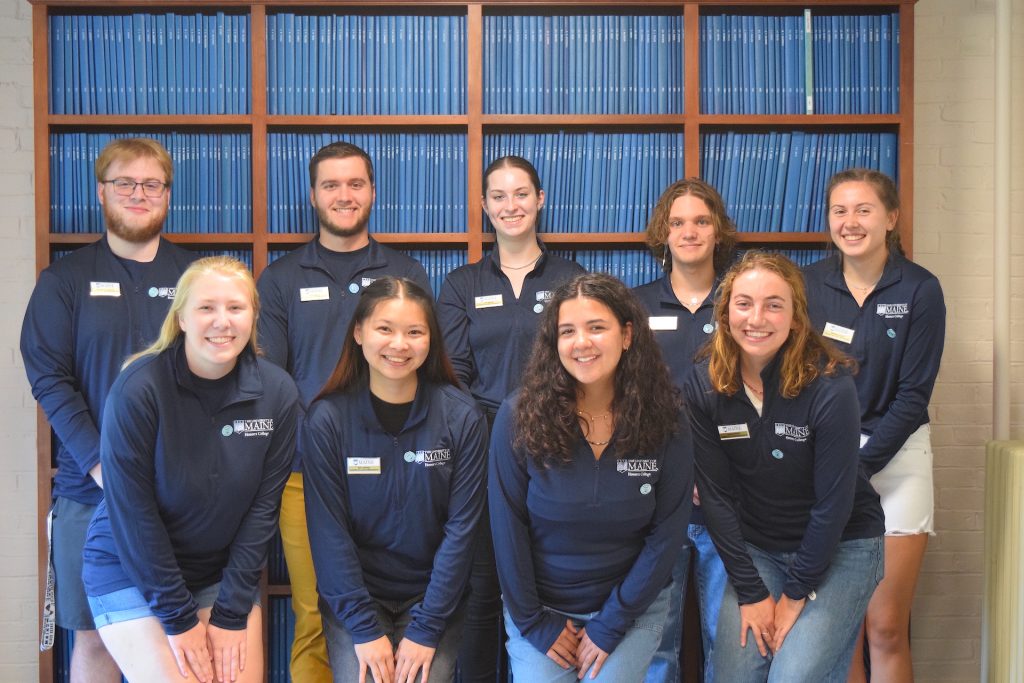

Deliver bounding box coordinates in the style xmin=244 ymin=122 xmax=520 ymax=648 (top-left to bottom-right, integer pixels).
xmin=866 ymin=424 xmax=935 ymax=536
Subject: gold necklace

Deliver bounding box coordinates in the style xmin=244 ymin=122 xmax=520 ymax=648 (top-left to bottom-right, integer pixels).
xmin=741 ymin=377 xmax=763 ymax=398
xmin=500 ymin=254 xmax=541 ymax=271
xmin=576 ymin=408 xmax=613 ymax=446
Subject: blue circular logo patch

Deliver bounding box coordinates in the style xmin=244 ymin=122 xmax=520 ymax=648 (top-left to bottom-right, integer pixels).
xmin=640 ymin=483 xmax=652 ymax=495
xmin=404 ymin=451 xmax=416 ymax=463
xmin=148 ymin=287 xmax=159 ymax=298
xmin=348 ymin=283 xmax=360 ymax=294
xmin=703 ymin=323 xmax=714 ymax=334
xmin=771 ymin=449 xmax=784 ymax=460
xmin=221 ymin=425 xmax=233 ymax=437
xmin=533 ymin=303 xmax=544 ymax=314
xmin=887 ymin=328 xmax=896 ymax=339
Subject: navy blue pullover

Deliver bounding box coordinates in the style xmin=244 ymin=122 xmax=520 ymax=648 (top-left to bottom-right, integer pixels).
xmin=803 ymin=253 xmax=946 ymax=475
xmin=303 ymin=381 xmax=488 ymax=648
xmin=437 ymin=247 xmax=584 ymax=414
xmin=488 ymin=393 xmax=693 ymax=655
xmin=20 ymin=236 xmax=196 ymax=504
xmin=684 ymin=357 xmax=884 ymax=605
xmin=256 ymin=237 xmax=430 ymax=468
xmin=82 ymin=342 xmax=299 ymax=635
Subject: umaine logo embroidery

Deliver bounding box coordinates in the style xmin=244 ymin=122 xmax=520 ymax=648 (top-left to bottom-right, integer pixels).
xmin=876 ymin=303 xmax=909 ymax=318
xmin=536 ymin=290 xmax=553 ymax=302
xmin=147 ymin=286 xmax=178 ymax=299
xmin=361 ymin=277 xmax=376 ymax=288
xmin=415 ymin=448 xmax=452 ymax=467
xmin=616 ymin=459 xmax=659 ymax=477
xmin=231 ymin=418 xmax=275 ymax=438
xmin=774 ymin=423 xmax=810 ymax=442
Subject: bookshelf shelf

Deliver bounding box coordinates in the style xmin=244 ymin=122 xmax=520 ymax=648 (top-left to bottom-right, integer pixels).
xmin=30 ymin=1 xmax=916 ymax=680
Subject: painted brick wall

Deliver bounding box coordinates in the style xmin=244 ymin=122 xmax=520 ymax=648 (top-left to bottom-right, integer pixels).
xmin=0 ymin=0 xmax=1018 ymax=680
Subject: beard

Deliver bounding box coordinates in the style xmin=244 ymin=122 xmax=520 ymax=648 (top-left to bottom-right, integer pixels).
xmin=103 ymin=201 xmax=167 ymax=244
xmin=316 ymin=203 xmax=372 ymax=239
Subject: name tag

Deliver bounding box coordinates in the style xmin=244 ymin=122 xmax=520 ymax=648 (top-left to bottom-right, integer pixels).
xmin=648 ymin=316 xmax=678 ymax=331
xmin=822 ymin=322 xmax=855 ymax=345
xmin=89 ymin=281 xmax=121 ymax=297
xmin=347 ymin=457 xmax=381 ymax=475
xmin=300 ymin=287 xmax=330 ymax=302
xmin=475 ymin=294 xmax=503 ymax=309
xmin=718 ymin=423 xmax=750 ymax=440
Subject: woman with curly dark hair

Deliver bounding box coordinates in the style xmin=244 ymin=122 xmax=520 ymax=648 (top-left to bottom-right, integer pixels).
xmin=489 ymin=273 xmax=693 ymax=682
xmin=685 ymin=252 xmax=885 ymax=681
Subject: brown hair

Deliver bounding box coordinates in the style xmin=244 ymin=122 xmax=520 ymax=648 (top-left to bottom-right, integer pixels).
xmin=483 ymin=155 xmax=543 ymax=194
xmin=308 ymin=141 xmax=375 ymax=188
xmin=95 ymin=137 xmax=173 ymax=186
xmin=826 ymin=168 xmax=903 ymax=256
xmin=514 ymin=273 xmax=680 ymax=467
xmin=645 ymin=177 xmax=737 ymax=273
xmin=315 ymin=277 xmax=458 ymax=400
xmin=702 ymin=251 xmax=854 ymax=399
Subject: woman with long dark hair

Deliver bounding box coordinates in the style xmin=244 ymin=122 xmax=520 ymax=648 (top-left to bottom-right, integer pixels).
xmin=804 ymin=169 xmax=946 ymax=682
xmin=82 ymin=256 xmax=299 ymax=683
xmin=303 ymin=277 xmax=488 ymax=683
xmin=489 ymin=273 xmax=692 ymax=682
xmin=687 ymin=252 xmax=885 ymax=680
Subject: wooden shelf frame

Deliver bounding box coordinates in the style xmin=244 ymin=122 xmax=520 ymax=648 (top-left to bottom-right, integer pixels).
xmin=30 ymin=2 xmax=915 ymax=680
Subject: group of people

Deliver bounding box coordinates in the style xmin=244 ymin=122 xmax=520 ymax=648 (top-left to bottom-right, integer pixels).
xmin=23 ymin=136 xmax=945 ymax=683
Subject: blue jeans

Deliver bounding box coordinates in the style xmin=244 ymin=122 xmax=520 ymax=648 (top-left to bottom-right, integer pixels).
xmin=644 ymin=524 xmax=726 ymax=683
xmin=322 ymin=595 xmax=467 ymax=683
xmin=712 ymin=537 xmax=884 ymax=683
xmin=504 ymin=584 xmax=672 ymax=683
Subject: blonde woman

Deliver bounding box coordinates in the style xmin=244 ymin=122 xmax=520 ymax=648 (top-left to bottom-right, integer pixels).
xmin=82 ymin=257 xmax=300 ymax=683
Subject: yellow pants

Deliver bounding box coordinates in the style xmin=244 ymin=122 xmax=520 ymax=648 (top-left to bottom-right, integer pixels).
xmin=280 ymin=472 xmax=332 ymax=683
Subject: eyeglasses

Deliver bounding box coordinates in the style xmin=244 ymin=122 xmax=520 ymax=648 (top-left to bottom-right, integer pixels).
xmin=103 ymin=178 xmax=168 ymax=198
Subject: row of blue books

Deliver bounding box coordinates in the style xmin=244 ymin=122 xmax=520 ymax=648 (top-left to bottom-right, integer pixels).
xmin=266 ymin=13 xmax=466 ymax=115
xmin=700 ymin=131 xmax=898 ymax=232
xmin=266 ymin=133 xmax=468 ymax=234
xmin=50 ymin=132 xmax=252 ymax=234
xmin=484 ymin=14 xmax=684 ymax=115
xmin=811 ymin=12 xmax=900 ymax=115
xmin=48 ymin=12 xmax=250 ymax=115
xmin=483 ymin=132 xmax=685 ymax=232
xmin=700 ymin=11 xmax=899 ymax=115
xmin=269 ymin=597 xmax=296 ymax=683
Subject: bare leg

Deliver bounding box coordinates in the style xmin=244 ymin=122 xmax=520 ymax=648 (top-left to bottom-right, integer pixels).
xmin=859 ymin=534 xmax=929 ymax=682
xmin=70 ymin=628 xmax=121 ymax=683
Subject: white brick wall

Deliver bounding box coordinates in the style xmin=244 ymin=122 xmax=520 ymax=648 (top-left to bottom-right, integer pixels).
xmin=0 ymin=0 xmax=1017 ymax=680
xmin=0 ymin=0 xmax=41 ymax=680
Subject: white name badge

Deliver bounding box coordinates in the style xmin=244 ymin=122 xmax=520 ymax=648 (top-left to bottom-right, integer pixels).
xmin=649 ymin=316 xmax=678 ymax=331
xmin=89 ymin=281 xmax=121 ymax=297
xmin=822 ymin=322 xmax=855 ymax=345
xmin=717 ymin=423 xmax=751 ymax=440
xmin=347 ymin=457 xmax=381 ymax=475
xmin=300 ymin=286 xmax=330 ymax=302
xmin=475 ymin=294 xmax=503 ymax=309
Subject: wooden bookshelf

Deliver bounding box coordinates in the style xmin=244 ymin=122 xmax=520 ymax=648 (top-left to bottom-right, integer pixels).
xmin=29 ymin=1 xmax=916 ymax=680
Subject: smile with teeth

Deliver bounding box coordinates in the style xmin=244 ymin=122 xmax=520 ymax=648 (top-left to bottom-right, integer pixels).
xmin=744 ymin=330 xmax=771 ymax=339
xmin=207 ymin=336 xmax=235 ymax=345
xmin=383 ymin=354 xmax=410 ymax=364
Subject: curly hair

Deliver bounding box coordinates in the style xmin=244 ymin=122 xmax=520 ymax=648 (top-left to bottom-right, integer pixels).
xmin=514 ymin=273 xmax=681 ymax=467
xmin=702 ymin=251 xmax=854 ymax=399
xmin=644 ymin=177 xmax=737 ymax=274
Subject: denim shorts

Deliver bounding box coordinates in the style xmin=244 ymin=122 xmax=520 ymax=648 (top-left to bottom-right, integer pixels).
xmin=88 ymin=582 xmax=260 ymax=629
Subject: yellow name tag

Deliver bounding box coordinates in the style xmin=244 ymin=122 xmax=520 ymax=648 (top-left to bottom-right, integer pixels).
xmin=347 ymin=457 xmax=381 ymax=475
xmin=717 ymin=423 xmax=750 ymax=440
xmin=474 ymin=294 xmax=503 ymax=309
xmin=648 ymin=316 xmax=678 ymax=331
xmin=300 ymin=287 xmax=330 ymax=302
xmin=822 ymin=322 xmax=855 ymax=345
xmin=89 ymin=281 xmax=121 ymax=297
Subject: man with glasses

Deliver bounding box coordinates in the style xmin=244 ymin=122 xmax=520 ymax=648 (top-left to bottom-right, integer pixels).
xmin=22 ymin=138 xmax=196 ymax=682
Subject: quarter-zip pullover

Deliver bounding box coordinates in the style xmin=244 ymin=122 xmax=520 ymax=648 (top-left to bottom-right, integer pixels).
xmin=685 ymin=357 xmax=884 ymax=605
xmin=803 ymin=253 xmax=946 ymax=475
xmin=488 ymin=393 xmax=692 ymax=656
xmin=303 ymin=381 xmax=488 ymax=648
xmin=82 ymin=342 xmax=300 ymax=635
xmin=21 ymin=236 xmax=197 ymax=504
xmin=437 ymin=247 xmax=584 ymax=413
